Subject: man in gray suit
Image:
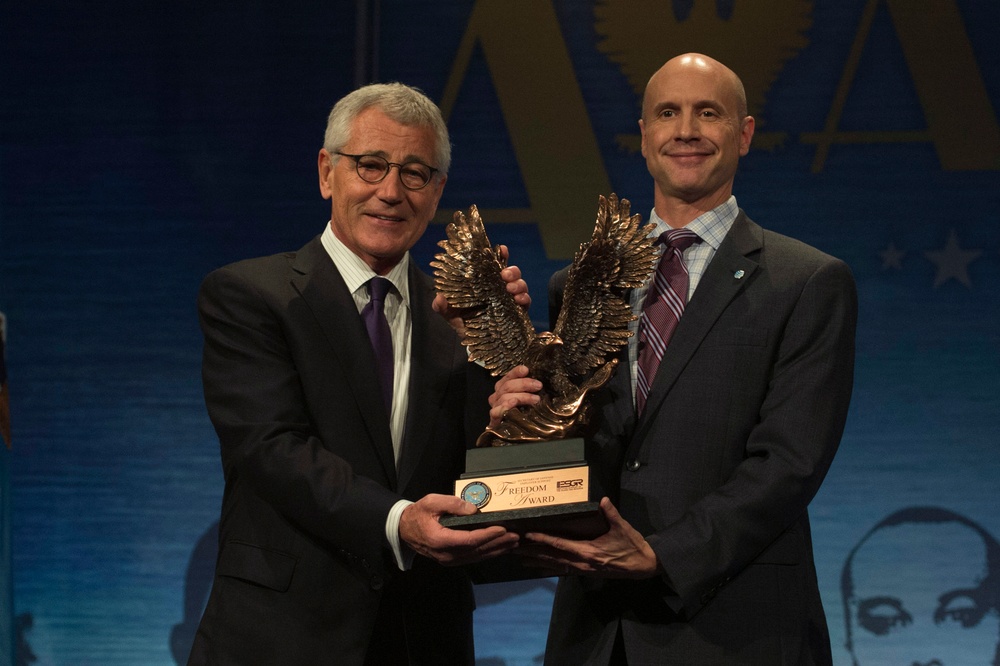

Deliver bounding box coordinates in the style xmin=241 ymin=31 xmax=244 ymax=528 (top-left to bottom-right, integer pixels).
xmin=494 ymin=53 xmax=857 ymax=664
xmin=190 ymin=82 xmax=526 ymax=665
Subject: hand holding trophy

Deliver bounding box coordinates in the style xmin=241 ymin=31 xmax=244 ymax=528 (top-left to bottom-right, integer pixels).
xmin=432 ymin=194 xmax=659 ymax=545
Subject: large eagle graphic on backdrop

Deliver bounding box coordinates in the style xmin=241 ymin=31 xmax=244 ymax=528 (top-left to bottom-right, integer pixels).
xmin=433 ymin=194 xmax=658 ymax=446
xmin=596 ymin=0 xmax=812 ymax=148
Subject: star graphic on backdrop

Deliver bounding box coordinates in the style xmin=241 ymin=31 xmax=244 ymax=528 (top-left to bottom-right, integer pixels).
xmin=879 ymin=242 xmax=906 ymax=270
xmin=923 ymin=229 xmax=982 ymax=288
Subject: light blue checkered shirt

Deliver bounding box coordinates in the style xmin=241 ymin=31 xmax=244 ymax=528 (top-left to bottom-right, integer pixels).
xmin=627 ymin=196 xmax=740 ymax=403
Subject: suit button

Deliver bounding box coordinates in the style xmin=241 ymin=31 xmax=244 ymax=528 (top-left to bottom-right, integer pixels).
xmin=626 ymin=460 xmax=640 ymax=472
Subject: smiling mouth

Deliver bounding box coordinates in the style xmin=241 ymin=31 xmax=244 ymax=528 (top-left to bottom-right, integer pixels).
xmin=368 ymin=212 xmax=404 ymax=222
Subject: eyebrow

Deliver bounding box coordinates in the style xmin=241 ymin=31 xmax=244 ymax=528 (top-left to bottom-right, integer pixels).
xmin=357 ymin=149 xmax=435 ymax=167
xmin=857 ymin=595 xmax=903 ymax=609
xmin=650 ymin=99 xmax=725 ymax=113
xmin=938 ymin=587 xmax=986 ymax=606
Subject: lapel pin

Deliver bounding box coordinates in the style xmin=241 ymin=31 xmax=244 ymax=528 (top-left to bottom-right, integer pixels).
xmin=733 ymin=269 xmax=745 ymax=279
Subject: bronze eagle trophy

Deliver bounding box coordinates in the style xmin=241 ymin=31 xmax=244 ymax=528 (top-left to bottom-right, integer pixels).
xmin=432 ymin=193 xmax=659 ymax=447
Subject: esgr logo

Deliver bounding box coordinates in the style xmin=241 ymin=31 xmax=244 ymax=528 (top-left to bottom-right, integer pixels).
xmin=556 ymin=479 xmax=584 ymax=490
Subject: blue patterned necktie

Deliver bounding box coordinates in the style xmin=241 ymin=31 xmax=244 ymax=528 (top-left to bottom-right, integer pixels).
xmin=636 ymin=228 xmax=700 ymax=414
xmin=361 ymin=276 xmax=393 ymax=413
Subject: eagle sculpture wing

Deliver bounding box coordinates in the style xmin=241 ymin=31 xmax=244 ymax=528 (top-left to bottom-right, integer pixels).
xmin=552 ymin=194 xmax=659 ymax=377
xmin=431 ymin=205 xmax=537 ymax=377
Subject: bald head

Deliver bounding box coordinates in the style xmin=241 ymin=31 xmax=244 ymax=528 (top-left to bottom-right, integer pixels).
xmin=642 ymin=53 xmax=748 ymax=121
xmin=637 ymin=52 xmax=755 ymax=222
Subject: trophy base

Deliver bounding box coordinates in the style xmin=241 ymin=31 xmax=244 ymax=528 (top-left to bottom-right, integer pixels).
xmin=440 ymin=500 xmax=607 ymax=539
xmin=441 ymin=438 xmax=609 ymax=583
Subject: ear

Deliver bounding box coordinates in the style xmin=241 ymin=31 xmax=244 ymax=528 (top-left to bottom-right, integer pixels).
xmin=738 ymin=115 xmax=755 ymax=156
xmin=638 ymin=118 xmax=647 ymax=158
xmin=318 ymin=149 xmax=334 ymax=199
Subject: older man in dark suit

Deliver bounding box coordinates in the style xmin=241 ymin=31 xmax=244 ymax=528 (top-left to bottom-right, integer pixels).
xmin=188 ymin=82 xmax=526 ymax=665
xmin=494 ymin=53 xmax=857 ymax=664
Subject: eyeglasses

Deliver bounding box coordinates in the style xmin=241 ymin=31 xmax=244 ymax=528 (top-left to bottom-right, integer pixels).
xmin=335 ymin=152 xmax=439 ymax=191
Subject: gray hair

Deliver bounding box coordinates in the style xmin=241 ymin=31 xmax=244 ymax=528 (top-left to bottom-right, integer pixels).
xmin=323 ymin=82 xmax=451 ymax=176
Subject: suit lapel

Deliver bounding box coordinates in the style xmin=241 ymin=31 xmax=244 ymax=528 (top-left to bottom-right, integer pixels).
xmin=635 ymin=213 xmax=763 ymax=441
xmin=290 ymin=238 xmax=398 ymax=487
xmin=396 ymin=264 xmax=456 ymax=491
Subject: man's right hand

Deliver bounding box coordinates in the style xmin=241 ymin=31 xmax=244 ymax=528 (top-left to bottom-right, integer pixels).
xmin=432 ymin=244 xmax=531 ymax=338
xmin=399 ymin=494 xmax=519 ymax=566
xmin=487 ymin=365 xmax=542 ymax=429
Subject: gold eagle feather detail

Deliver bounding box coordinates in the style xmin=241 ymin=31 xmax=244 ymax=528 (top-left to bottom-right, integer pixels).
xmin=432 ymin=194 xmax=658 ymax=446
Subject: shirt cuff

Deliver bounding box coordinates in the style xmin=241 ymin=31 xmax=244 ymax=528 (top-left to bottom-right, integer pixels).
xmin=386 ymin=499 xmax=415 ymax=571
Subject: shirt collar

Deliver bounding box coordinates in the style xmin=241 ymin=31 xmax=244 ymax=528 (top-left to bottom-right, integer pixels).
xmin=320 ymin=222 xmax=410 ymax=303
xmin=648 ymin=195 xmax=739 ymax=251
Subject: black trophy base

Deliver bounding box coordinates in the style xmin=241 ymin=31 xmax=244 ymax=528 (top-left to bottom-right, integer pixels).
xmin=441 ymin=500 xmax=607 ymax=540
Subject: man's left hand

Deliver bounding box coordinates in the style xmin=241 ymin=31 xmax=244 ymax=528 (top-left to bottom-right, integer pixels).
xmin=519 ymin=497 xmax=660 ymax=579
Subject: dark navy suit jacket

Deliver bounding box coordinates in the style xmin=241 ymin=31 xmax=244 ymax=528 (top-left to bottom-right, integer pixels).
xmin=544 ymin=212 xmax=857 ymax=665
xmin=189 ymin=237 xmax=489 ymax=665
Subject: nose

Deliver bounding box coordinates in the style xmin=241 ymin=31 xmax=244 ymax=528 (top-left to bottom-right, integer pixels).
xmin=375 ymin=166 xmax=405 ymax=202
xmin=676 ymin=112 xmax=699 ymax=140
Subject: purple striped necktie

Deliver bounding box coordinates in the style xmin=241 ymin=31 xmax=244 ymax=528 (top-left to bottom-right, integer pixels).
xmin=361 ymin=276 xmax=394 ymax=413
xmin=636 ymin=228 xmax=700 ymax=414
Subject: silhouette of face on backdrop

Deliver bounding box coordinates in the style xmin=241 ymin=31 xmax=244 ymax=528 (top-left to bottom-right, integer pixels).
xmin=841 ymin=507 xmax=1000 ymax=666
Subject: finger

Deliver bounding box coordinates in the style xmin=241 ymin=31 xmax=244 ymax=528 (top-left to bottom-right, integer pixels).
xmin=471 ymin=533 xmax=521 ymax=559
xmin=459 ymin=525 xmax=512 ymax=545
xmin=506 ymin=278 xmax=527 ymax=294
xmin=448 ymin=500 xmax=482 ymax=517
xmin=435 ymin=532 xmax=519 ymax=566
xmin=490 ymin=389 xmax=539 ymax=410
xmin=523 ymin=531 xmax=580 ymax=554
xmin=506 ymin=278 xmax=528 ymax=297
xmin=599 ymin=497 xmax=629 ymax=531
xmin=489 ymin=395 xmax=539 ymax=424
xmin=489 ymin=392 xmax=540 ymax=412
xmin=415 ymin=493 xmax=479 ymax=517
xmin=493 ymin=377 xmax=543 ymax=397
xmin=428 ymin=524 xmax=510 ymax=553
xmin=492 ymin=372 xmax=540 ymax=400
xmin=501 ymin=263 xmax=521 ymax=280
xmin=495 ymin=365 xmax=531 ymax=386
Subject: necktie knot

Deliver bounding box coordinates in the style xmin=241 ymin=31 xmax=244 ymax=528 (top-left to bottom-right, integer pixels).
xmin=368 ymin=276 xmax=392 ymax=306
xmin=660 ymin=228 xmax=700 ymax=253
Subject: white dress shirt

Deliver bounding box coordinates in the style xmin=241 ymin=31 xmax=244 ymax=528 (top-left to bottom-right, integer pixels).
xmin=320 ymin=223 xmax=414 ymax=569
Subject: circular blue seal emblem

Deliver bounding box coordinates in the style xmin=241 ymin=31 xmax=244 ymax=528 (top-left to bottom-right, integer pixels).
xmin=460 ymin=481 xmax=492 ymax=509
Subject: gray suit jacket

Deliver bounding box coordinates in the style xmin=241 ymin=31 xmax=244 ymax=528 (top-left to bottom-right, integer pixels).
xmin=189 ymin=237 xmax=489 ymax=665
xmin=545 ymin=212 xmax=857 ymax=665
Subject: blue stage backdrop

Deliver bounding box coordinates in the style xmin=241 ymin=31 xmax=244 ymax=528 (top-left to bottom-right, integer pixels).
xmin=2 ymin=1 xmax=998 ymax=664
